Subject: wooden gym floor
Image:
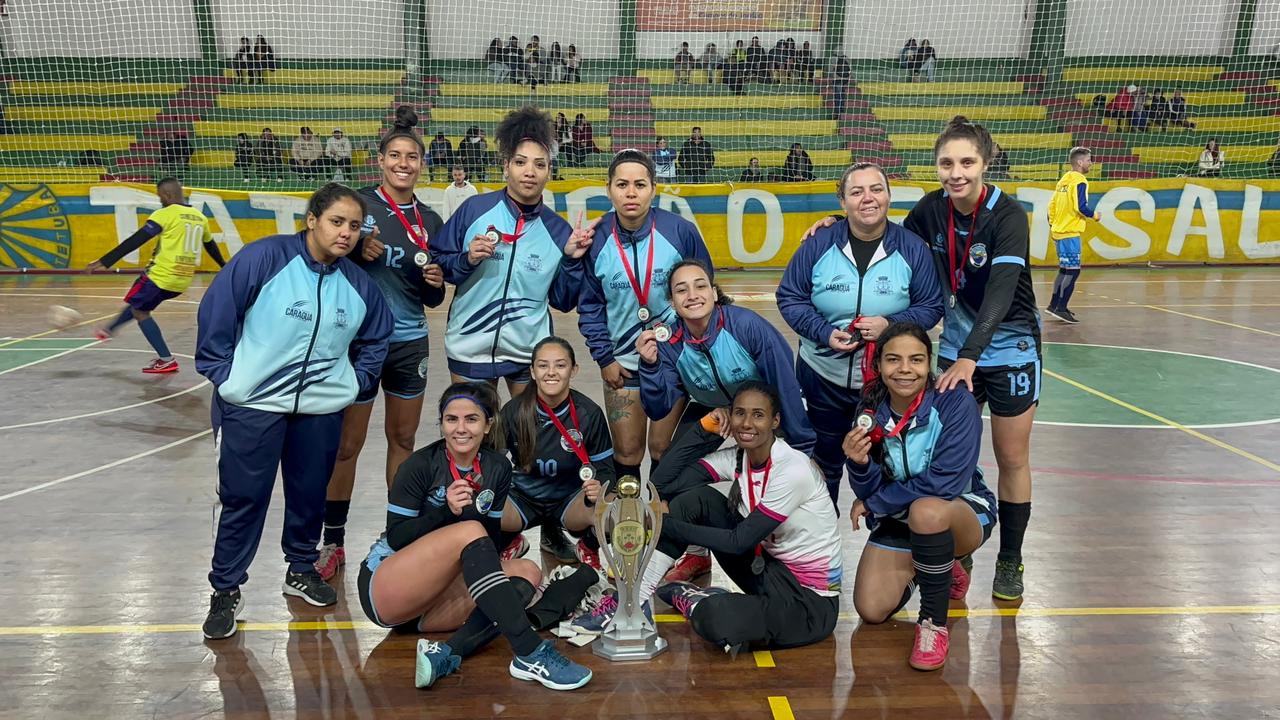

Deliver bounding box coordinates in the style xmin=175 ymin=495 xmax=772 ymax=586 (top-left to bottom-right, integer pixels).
xmin=0 ymin=267 xmax=1278 ymax=719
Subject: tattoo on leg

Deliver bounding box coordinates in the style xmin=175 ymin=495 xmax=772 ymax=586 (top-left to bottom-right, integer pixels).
xmin=605 ymin=389 xmax=634 ymax=424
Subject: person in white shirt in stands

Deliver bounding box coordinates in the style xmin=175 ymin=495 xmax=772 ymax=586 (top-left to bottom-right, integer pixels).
xmin=325 ymin=127 xmax=353 ymax=180
xmin=442 ymin=165 xmax=479 ymax=221
xmin=290 ymin=126 xmax=323 ymax=180
xmin=653 ymin=137 xmax=676 ymax=182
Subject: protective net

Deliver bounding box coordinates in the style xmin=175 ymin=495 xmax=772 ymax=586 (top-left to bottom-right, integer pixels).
xmin=0 ymin=0 xmax=1277 ymax=187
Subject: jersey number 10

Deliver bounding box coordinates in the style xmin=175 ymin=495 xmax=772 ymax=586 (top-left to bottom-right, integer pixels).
xmin=182 ymin=223 xmax=204 ymax=255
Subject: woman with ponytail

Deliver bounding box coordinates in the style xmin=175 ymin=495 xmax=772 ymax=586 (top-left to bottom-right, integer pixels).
xmin=842 ymin=322 xmax=995 ymax=672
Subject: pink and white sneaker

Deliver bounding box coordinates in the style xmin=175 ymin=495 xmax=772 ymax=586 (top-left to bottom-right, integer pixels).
xmin=577 ymin=539 xmax=601 ymax=572
xmin=501 ymin=534 xmax=529 ymax=561
xmin=142 ymin=358 xmax=179 ymax=374
xmin=949 ymin=560 xmax=971 ymax=600
xmin=662 ymin=552 xmax=711 ymax=583
xmin=314 ymin=543 xmax=345 ymax=581
xmin=909 ymin=619 xmax=950 ymax=671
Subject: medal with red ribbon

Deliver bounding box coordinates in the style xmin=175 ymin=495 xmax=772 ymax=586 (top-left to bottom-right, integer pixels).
xmin=613 ymin=219 xmax=656 ymax=324
xmin=538 ymin=395 xmax=594 ymax=481
xmin=946 ymin=185 xmax=987 ymax=295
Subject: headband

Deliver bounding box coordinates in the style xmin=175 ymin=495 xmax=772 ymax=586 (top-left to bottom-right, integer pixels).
xmin=440 ymin=393 xmax=493 ymax=419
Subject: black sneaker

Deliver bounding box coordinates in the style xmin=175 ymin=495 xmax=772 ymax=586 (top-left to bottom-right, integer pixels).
xmin=1045 ymin=306 xmax=1079 ymax=324
xmin=539 ymin=523 xmax=579 ymax=564
xmin=283 ymin=569 xmax=337 ymax=607
xmin=203 ymin=589 xmax=242 ymax=639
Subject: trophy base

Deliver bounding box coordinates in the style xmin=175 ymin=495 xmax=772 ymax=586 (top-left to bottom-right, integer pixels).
xmin=592 ymin=627 xmax=669 ymax=662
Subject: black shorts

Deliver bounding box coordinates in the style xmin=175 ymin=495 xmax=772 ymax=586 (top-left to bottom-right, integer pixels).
xmin=938 ymin=356 xmax=1041 ymax=418
xmin=508 ymin=487 xmax=584 ymax=530
xmin=123 ymin=274 xmax=181 ymax=312
xmin=357 ymin=337 xmax=430 ymax=403
xmin=358 ymin=559 xmax=420 ymax=633
xmin=866 ymin=494 xmax=996 ymax=553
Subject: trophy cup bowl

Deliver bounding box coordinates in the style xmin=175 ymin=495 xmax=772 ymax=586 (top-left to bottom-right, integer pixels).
xmin=592 ymin=475 xmax=668 ymax=661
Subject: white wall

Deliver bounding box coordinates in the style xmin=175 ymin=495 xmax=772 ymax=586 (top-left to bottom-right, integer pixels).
xmin=842 ymin=0 xmax=1033 ymax=59
xmin=213 ymin=0 xmax=405 ymax=59
xmin=1066 ymin=0 xmax=1241 ymax=56
xmin=0 ymin=0 xmax=199 ymax=58
xmin=428 ymin=0 xmax=620 ymax=60
xmin=1248 ymin=0 xmax=1280 ymax=54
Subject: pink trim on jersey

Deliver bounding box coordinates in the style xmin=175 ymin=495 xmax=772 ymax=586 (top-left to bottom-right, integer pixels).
xmin=757 ymin=504 xmax=787 ymax=523
xmin=778 ymin=556 xmax=835 ymax=593
xmin=697 ymin=458 xmax=719 ymax=479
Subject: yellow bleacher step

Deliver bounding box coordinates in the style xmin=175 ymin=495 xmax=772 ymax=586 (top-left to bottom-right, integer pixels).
xmin=1063 ymin=66 xmax=1223 ymax=84
xmin=1074 ymin=91 xmax=1243 ymax=107
xmin=431 ymin=108 xmax=608 ymax=123
xmin=1194 ymin=116 xmax=1280 ymax=133
xmin=220 ymin=68 xmax=405 ymax=85
xmin=0 ymin=166 xmax=106 ymax=183
xmin=718 ymin=149 xmax=848 ymax=167
xmin=654 ymin=120 xmax=834 ymax=137
xmin=558 ymin=167 xmax=609 ymax=180
xmin=218 ymin=94 xmax=394 ymax=110
xmin=195 ymin=120 xmax=384 ymax=137
xmin=859 ymin=82 xmax=1023 ymax=96
xmin=892 ymin=132 xmax=1072 ymax=150
xmin=651 ymin=95 xmax=823 ymax=110
xmin=440 ymin=83 xmax=608 ymax=97
xmin=1133 ymin=145 xmax=1275 ymax=164
xmin=0 ymin=135 xmax=135 ymax=152
xmin=7 ymin=82 xmax=184 ymax=96
xmin=874 ymin=105 xmax=1046 ymax=121
xmin=6 ymin=107 xmax=161 ymax=123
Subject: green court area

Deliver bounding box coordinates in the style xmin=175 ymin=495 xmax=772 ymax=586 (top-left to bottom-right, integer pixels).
xmin=0 ymin=337 xmax=98 ymax=372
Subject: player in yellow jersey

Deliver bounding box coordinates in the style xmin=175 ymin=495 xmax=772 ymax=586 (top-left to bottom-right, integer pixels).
xmin=1046 ymin=147 xmax=1098 ymax=324
xmin=88 ymin=177 xmax=226 ymax=373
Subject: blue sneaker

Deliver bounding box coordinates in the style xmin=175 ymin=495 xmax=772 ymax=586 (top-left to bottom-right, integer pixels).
xmin=657 ymin=581 xmax=728 ymax=618
xmin=509 ymin=639 xmax=593 ymax=690
xmin=414 ymin=639 xmax=461 ymax=689
xmin=568 ymin=593 xmax=656 ymax=635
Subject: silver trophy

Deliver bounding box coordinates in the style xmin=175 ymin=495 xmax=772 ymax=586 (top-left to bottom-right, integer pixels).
xmin=592 ymin=475 xmax=668 ymax=661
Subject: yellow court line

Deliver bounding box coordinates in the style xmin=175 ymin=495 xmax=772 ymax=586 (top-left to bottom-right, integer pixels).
xmin=0 ymin=312 xmax=114 ymax=348
xmin=753 ymin=650 xmax=776 ymax=668
xmin=5 ymin=604 xmax=1280 ymax=637
xmin=1043 ymin=368 xmax=1280 ymax=474
xmin=1144 ymin=304 xmax=1280 ymax=338
xmin=768 ymin=696 xmax=796 ymax=720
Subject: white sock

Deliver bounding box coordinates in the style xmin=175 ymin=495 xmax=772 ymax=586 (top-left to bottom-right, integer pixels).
xmin=639 ymin=551 xmax=679 ymax=604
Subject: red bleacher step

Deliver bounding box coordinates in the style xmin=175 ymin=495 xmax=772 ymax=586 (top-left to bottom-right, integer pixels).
xmin=1092 ymin=153 xmax=1139 ymax=165
xmin=1065 ymin=123 xmax=1109 ymax=134
xmin=1077 ymin=137 xmax=1126 ymax=150
xmin=1220 ymin=70 xmax=1262 ymax=82
xmin=169 ymin=98 xmax=214 ymax=109
xmin=608 ymin=101 xmax=652 ymax=111
xmin=609 ymin=76 xmax=648 ymax=85
xmin=1041 ymin=96 xmax=1081 ymax=109
xmin=846 ymin=139 xmax=893 ymax=153
xmin=838 ymin=124 xmax=886 ymax=137
xmin=608 ymin=88 xmax=652 ymax=98
xmin=155 ymin=114 xmax=200 ymax=124
xmin=115 ymin=156 xmax=156 ymax=168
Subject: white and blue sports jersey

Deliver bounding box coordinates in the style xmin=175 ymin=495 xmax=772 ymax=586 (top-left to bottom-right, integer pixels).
xmin=578 ymin=208 xmax=712 ymax=371
xmin=777 ymin=220 xmax=943 ymax=390
xmin=432 ymin=191 xmax=584 ymax=379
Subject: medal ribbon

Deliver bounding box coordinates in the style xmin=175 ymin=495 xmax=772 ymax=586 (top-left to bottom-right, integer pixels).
xmin=537 ymin=395 xmax=591 ymax=466
xmin=946 ymin=186 xmax=987 ymax=294
xmin=612 ymin=218 xmax=656 ymax=313
xmin=882 ymin=390 xmax=925 ymax=440
xmin=446 ymin=449 xmax=483 ymax=490
xmin=377 ymin=187 xmax=428 ymax=251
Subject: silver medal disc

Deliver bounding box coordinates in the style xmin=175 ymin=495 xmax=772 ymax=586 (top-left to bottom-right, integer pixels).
xmin=855 ymin=413 xmax=875 ymax=432
xmin=653 ymin=324 xmax=671 ymax=342
xmin=484 ymin=229 xmax=501 ymax=243
xmin=579 ymin=464 xmax=595 ymax=481
xmin=413 ymin=251 xmax=430 ymax=268
xmin=637 ymin=307 xmax=651 ymax=323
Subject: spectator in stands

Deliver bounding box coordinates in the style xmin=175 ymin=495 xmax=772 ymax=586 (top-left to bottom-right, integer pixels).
xmin=443 ymin=165 xmax=478 ymax=220
xmin=565 ymin=45 xmax=582 ymax=83
xmin=253 ymin=35 xmax=276 ymax=84
xmin=797 ymin=41 xmax=815 ymax=83
xmin=525 ymin=46 xmax=545 ymax=89
xmin=701 ymin=43 xmax=723 ymax=84
xmin=1130 ymin=85 xmax=1149 ymax=131
xmin=1198 ymin=138 xmax=1224 ymax=177
xmin=1170 ymin=89 xmax=1196 ymax=129
xmin=554 ymin=113 xmax=572 ymax=150
xmin=569 ymin=113 xmax=601 ymax=166
xmin=783 ymin=142 xmax=814 ymax=181
xmin=988 ymin=143 xmax=1011 ymax=180
xmin=899 ymin=38 xmax=918 ymax=76
xmin=678 ymin=126 xmax=715 ymax=181
xmin=550 ymin=42 xmax=565 ymax=83
xmin=234 ymin=133 xmax=253 ymax=182
xmin=1105 ymin=85 xmax=1136 ymax=132
xmin=675 ymin=42 xmax=695 ymax=84
xmin=428 ymin=131 xmax=453 ymax=182
xmin=1149 ymin=89 xmax=1171 ymax=131
xmin=830 ymin=51 xmax=852 ymax=116
xmin=325 ymin=127 xmax=352 ymax=180
xmin=747 ymin=36 xmax=766 ymax=83
xmin=458 ymin=125 xmax=487 ymax=181
xmin=726 ymin=40 xmax=747 ymax=95
xmin=654 ymin=137 xmax=676 ymax=181
xmin=290 ymin=127 xmax=323 ymax=180
xmin=486 ymin=38 xmax=509 ymax=83
xmin=505 ymin=36 xmax=523 ymax=83
xmin=739 ymin=157 xmax=764 ymax=181
xmin=256 ymin=127 xmax=283 ymax=182
xmin=766 ymin=40 xmax=785 ymax=84
xmin=232 ymin=37 xmax=252 ymax=84
xmin=160 ymin=131 xmax=191 ymax=173
xmin=917 ymin=40 xmax=937 ymax=82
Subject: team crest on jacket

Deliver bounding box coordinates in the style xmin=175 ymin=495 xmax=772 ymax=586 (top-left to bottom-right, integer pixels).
xmin=969 ymin=243 xmax=988 ymax=268
xmin=474 ymin=488 xmax=495 ymax=514
xmin=334 ymin=308 xmax=348 ymax=329
xmin=873 ymin=276 xmax=891 ymax=295
xmin=523 ymin=253 xmax=544 ymax=273
xmin=560 ymin=428 xmax=585 ymax=453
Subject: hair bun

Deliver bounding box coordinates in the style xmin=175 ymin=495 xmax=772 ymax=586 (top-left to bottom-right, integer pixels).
xmin=393 ymin=105 xmax=419 ymax=131
xmin=948 ymin=115 xmax=971 ymax=127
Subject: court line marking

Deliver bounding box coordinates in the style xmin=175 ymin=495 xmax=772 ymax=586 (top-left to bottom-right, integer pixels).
xmin=0 ymin=312 xmax=115 ymax=348
xmin=753 ymin=650 xmax=776 ymax=668
xmin=0 ymin=339 xmax=103 ymax=376
xmin=1144 ymin=304 xmax=1280 ymax=338
xmin=0 ymin=348 xmax=206 ymax=430
xmin=768 ymin=696 xmax=795 ymax=720
xmin=1033 ymin=465 xmax=1279 ymax=488
xmin=4 ymin=604 xmax=1279 ymax=636
xmin=0 ymin=428 xmax=212 ymax=503
xmin=0 ymin=292 xmax=202 ymax=305
xmin=1043 ymin=367 xmax=1280 ymax=473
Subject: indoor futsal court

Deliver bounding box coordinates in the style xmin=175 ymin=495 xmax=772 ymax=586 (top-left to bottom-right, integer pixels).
xmin=1 ymin=267 xmax=1278 ymax=719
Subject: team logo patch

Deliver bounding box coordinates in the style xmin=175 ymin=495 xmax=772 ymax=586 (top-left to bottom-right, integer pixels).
xmin=559 ymin=428 xmax=585 ymax=453
xmin=362 ymin=214 xmax=377 ymax=233
xmin=523 ymin=253 xmax=544 ymax=273
xmin=334 ymin=308 xmax=348 ymax=329
xmin=968 ymin=243 xmax=988 ymax=268
xmin=474 ymin=488 xmax=495 ymax=514
xmin=933 ymin=233 xmax=947 ymax=251
xmin=1017 ymin=340 xmax=1030 ymax=352
xmin=417 ymin=356 xmax=430 ymax=378
xmin=874 ymin=276 xmax=892 ymax=296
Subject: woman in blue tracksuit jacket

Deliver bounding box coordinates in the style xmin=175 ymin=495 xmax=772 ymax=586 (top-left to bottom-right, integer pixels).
xmin=777 ymin=162 xmax=942 ymax=503
xmin=578 ymin=149 xmax=713 ymax=479
xmin=432 ymin=106 xmax=589 ymax=396
xmin=195 ymin=183 xmax=393 ymax=640
xmin=636 ymin=258 xmax=815 ymax=455
xmin=841 ymin=322 xmax=995 ymax=672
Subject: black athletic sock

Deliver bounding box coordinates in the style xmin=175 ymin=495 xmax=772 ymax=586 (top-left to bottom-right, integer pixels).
xmin=911 ymin=529 xmax=954 ymax=628
xmin=322 ymin=500 xmax=351 ymax=546
xmin=997 ymin=501 xmax=1031 ymax=563
xmin=1059 ymin=269 xmax=1080 ymax=309
xmin=1049 ymin=272 xmax=1065 ymax=309
xmin=526 ymin=564 xmax=600 ymax=630
xmin=446 ymin=576 xmax=537 ymax=657
xmin=889 ymin=581 xmax=916 ymax=620
xmin=459 ymin=537 xmax=542 ymax=656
